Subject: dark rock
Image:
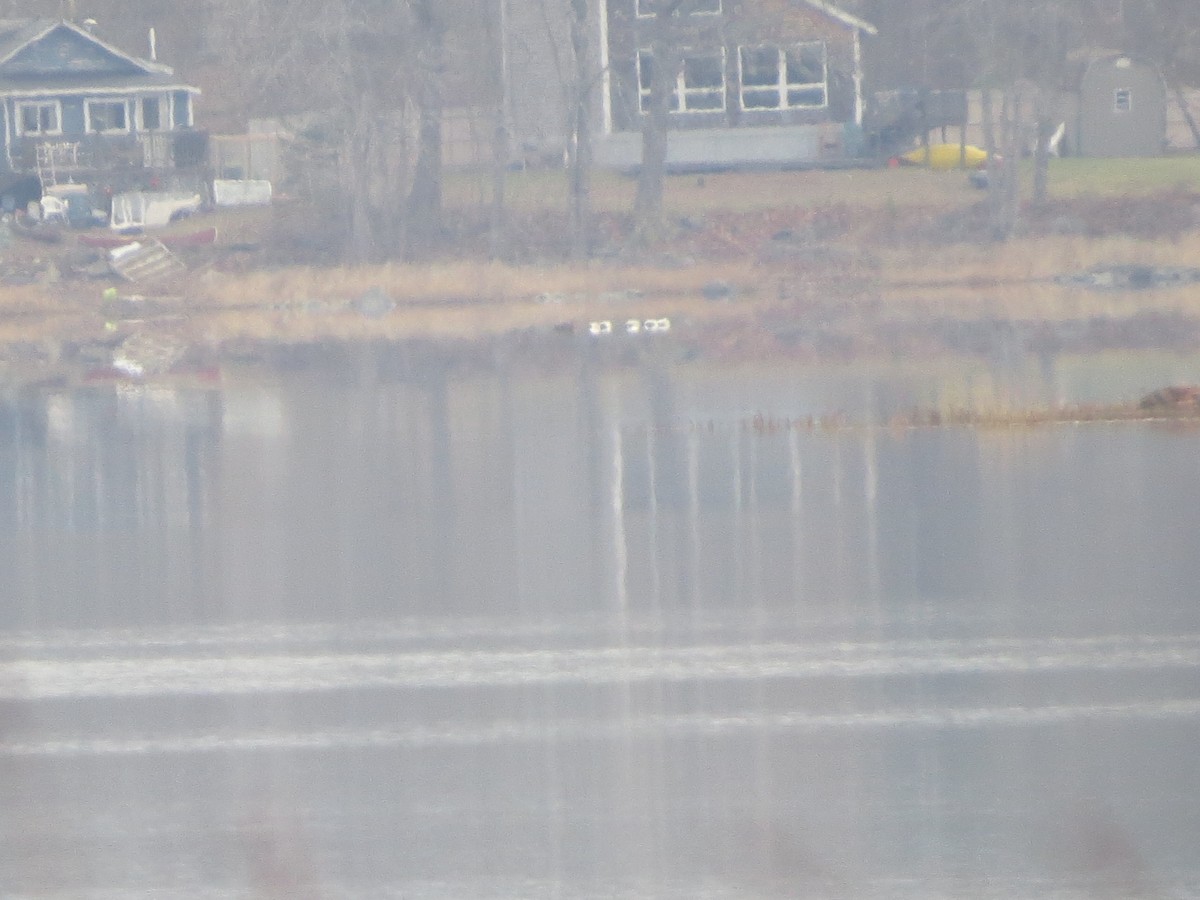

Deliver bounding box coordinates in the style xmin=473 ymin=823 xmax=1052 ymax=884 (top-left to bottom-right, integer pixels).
xmin=1125 ymin=265 xmax=1155 ymax=289
xmin=701 ymin=280 xmax=735 ymax=301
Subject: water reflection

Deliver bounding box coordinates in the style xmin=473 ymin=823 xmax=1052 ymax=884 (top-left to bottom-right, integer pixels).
xmin=1 ymin=351 xmax=1199 ymax=897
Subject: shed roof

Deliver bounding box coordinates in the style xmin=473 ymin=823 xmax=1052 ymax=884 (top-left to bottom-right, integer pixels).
xmin=1065 ymin=48 xmax=1162 ymax=87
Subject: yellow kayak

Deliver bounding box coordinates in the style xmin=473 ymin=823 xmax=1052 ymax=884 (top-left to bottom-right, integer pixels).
xmin=900 ymin=143 xmax=988 ymax=169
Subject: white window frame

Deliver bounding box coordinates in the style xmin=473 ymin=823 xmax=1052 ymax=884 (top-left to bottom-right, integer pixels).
xmin=637 ymin=48 xmax=726 ymax=114
xmin=138 ymin=95 xmax=167 ymax=131
xmin=15 ymin=100 xmax=62 ymax=136
xmin=636 ymin=0 xmax=721 ymax=18
xmin=170 ymin=93 xmax=193 ymax=129
xmin=738 ymin=42 xmax=828 ymax=111
xmin=85 ymin=98 xmax=131 ymax=134
xmin=1114 ymin=88 xmax=1132 ymax=113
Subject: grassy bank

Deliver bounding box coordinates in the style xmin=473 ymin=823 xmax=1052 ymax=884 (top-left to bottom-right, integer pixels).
xmin=3 ymin=157 xmax=1200 ymax=366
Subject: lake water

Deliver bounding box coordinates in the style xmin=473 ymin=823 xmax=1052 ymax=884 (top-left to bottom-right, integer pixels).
xmin=2 ymin=346 xmax=1200 ymax=898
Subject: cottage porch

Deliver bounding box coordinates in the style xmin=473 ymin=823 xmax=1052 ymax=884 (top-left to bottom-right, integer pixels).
xmin=11 ymin=130 xmax=209 ymax=189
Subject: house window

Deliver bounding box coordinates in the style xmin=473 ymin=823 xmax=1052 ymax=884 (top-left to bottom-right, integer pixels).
xmin=15 ymin=101 xmax=61 ymax=135
xmin=1114 ymin=88 xmax=1132 ymax=113
xmin=141 ymin=97 xmax=162 ymax=130
xmin=86 ymin=99 xmax=130 ymax=133
xmin=638 ymin=49 xmax=726 ymax=113
xmin=172 ymin=93 xmax=194 ymax=128
xmin=739 ymin=43 xmax=827 ymax=110
xmin=635 ymin=0 xmax=721 ymax=18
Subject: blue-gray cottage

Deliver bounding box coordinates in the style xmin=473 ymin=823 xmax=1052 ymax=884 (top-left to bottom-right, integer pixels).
xmin=0 ymin=19 xmax=201 ymax=201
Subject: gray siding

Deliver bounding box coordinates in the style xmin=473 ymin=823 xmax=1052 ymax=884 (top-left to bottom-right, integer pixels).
xmin=62 ymin=98 xmax=85 ymax=134
xmin=1077 ymin=56 xmax=1165 ymax=158
xmin=604 ymin=0 xmax=860 ymax=134
xmin=501 ymin=0 xmax=870 ymax=169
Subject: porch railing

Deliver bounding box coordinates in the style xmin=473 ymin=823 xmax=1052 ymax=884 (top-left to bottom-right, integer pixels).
xmin=14 ymin=131 xmax=210 ymax=187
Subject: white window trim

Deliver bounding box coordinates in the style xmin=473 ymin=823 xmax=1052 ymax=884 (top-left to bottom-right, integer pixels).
xmin=1114 ymin=88 xmax=1132 ymax=113
xmin=14 ymin=100 xmax=62 ymax=136
xmin=137 ymin=95 xmax=168 ymax=132
xmin=738 ymin=42 xmax=828 ymax=111
xmin=637 ymin=48 xmax=726 ymax=114
xmin=636 ymin=0 xmax=721 ymax=19
xmin=169 ymin=93 xmax=193 ymax=129
xmin=84 ymin=98 xmax=131 ymax=134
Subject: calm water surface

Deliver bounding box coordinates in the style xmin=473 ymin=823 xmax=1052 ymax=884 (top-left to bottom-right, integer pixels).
xmin=1 ymin=349 xmax=1199 ymax=898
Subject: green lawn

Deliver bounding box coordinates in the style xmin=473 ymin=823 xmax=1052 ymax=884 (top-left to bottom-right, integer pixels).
xmin=1038 ymin=155 xmax=1200 ymax=195
xmin=444 ymin=154 xmax=1200 ymax=216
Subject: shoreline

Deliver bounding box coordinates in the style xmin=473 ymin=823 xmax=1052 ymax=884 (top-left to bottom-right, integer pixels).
xmin=5 ymin=326 xmax=1200 ymax=434
xmin=3 ymin=166 xmax=1200 ymax=411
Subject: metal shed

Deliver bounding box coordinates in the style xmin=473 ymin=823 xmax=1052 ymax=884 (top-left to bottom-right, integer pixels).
xmin=1074 ymin=54 xmax=1165 ymax=158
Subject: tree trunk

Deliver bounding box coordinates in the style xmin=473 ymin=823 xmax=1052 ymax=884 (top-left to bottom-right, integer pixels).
xmin=490 ymin=110 xmax=508 ymax=261
xmin=483 ymin=0 xmax=507 ymax=260
xmin=633 ymin=3 xmax=679 ymax=244
xmin=988 ymin=88 xmax=1020 ymax=242
xmin=407 ymin=1 xmax=445 ymax=255
xmin=980 ymin=88 xmax=995 ymax=160
xmin=1031 ymin=87 xmax=1051 ymax=206
xmin=344 ymin=94 xmax=379 ymax=263
xmin=567 ymin=0 xmax=593 ymax=259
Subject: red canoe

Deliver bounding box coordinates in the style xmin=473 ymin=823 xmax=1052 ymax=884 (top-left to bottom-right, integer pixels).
xmin=79 ymin=225 xmax=218 ymax=250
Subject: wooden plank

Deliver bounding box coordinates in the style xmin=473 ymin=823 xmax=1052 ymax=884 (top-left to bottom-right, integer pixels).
xmin=108 ymin=240 xmax=186 ymax=283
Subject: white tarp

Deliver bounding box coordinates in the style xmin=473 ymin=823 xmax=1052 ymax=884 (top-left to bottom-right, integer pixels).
xmin=110 ymin=192 xmax=202 ymax=231
xmin=212 ymin=179 xmax=272 ymax=207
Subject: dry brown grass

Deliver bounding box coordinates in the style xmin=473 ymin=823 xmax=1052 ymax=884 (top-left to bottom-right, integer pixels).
xmin=883 ymin=281 xmax=1200 ymax=325
xmin=192 ymin=259 xmax=762 ymax=307
xmin=187 ymin=277 xmax=771 ymax=345
xmin=194 ymin=304 xmax=543 ymax=344
xmin=0 ymin=282 xmax=75 ymax=318
xmin=889 ymin=232 xmax=1200 ymax=281
xmin=875 ymin=232 xmax=1200 ymax=322
xmin=1 ymin=244 xmax=1197 ymax=352
xmin=5 ymin=163 xmax=1200 ymax=355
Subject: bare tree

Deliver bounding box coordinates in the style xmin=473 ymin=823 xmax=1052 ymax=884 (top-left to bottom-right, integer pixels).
xmin=528 ymin=0 xmax=603 ymax=257
xmin=406 ymin=0 xmax=447 ymax=254
xmin=566 ymin=0 xmax=595 ymax=258
xmin=206 ymin=0 xmax=484 ymax=262
xmin=932 ymin=0 xmax=1085 ymax=233
xmin=633 ymin=0 xmax=685 ymax=244
xmin=207 ymin=0 xmax=421 ymax=261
